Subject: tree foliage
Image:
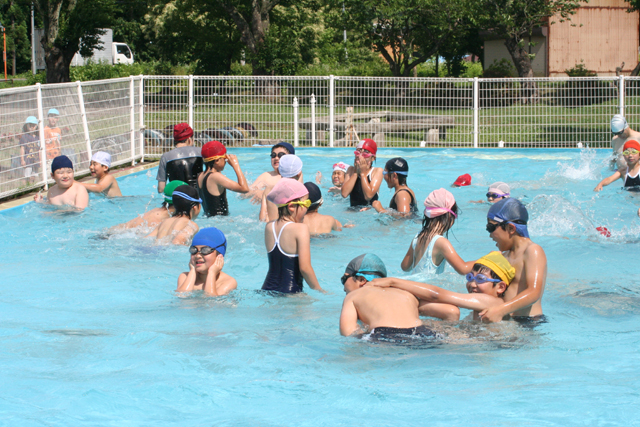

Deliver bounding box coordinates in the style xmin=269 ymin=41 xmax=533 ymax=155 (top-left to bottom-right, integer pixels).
xmin=0 ymin=0 xmax=33 ymax=75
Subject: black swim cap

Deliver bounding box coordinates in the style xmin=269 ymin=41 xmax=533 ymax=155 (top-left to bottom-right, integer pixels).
xmin=304 ymin=182 xmax=323 ymax=206
xmin=172 ymin=185 xmax=202 ymax=213
xmin=385 ymin=157 xmax=408 ymax=175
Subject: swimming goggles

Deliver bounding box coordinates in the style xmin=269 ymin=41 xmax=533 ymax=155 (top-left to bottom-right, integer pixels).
xmin=173 ymin=191 xmax=202 ymax=203
xmin=486 ymin=220 xmax=526 ymax=233
xmin=465 ymin=273 xmax=502 ymax=284
xmin=340 ymin=274 xmax=352 ymax=285
xmin=189 ymin=243 xmax=226 ymax=256
xmin=270 ymin=152 xmax=286 ymax=159
xmin=288 ymin=199 xmax=312 ymax=208
xmin=204 ymin=155 xmax=226 ymax=163
xmin=612 ymin=130 xmax=625 ymax=136
xmin=486 ymin=192 xmax=509 ymax=199
xmin=622 ymin=149 xmax=639 ymax=156
xmin=354 ymin=149 xmax=373 ymax=158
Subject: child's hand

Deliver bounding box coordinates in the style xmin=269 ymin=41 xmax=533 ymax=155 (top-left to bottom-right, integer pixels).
xmin=208 ymin=254 xmax=224 ymax=275
xmin=594 ymin=183 xmax=603 ymax=192
xmin=188 ymin=258 xmax=197 ymax=271
xmin=226 ymin=154 xmax=240 ymax=167
xmin=34 ymin=191 xmax=43 ymax=202
xmin=315 ymin=171 xmax=322 ymax=184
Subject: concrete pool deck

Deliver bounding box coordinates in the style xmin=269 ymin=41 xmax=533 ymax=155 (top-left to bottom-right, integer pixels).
xmin=0 ymin=161 xmax=159 ymax=212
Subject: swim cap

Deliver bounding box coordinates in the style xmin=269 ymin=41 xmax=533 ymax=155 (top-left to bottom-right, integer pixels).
xmin=356 ymin=138 xmax=377 ymax=155
xmin=192 ymin=227 xmax=227 ymax=256
xmin=278 ymin=154 xmax=303 ymax=178
xmin=47 ymin=108 xmax=60 ymax=116
xmin=611 ymin=114 xmax=629 ymax=133
xmin=163 ymin=180 xmax=187 ymax=204
xmin=623 ymin=140 xmax=640 ymax=152
xmin=333 ymin=162 xmax=349 ymax=173
xmin=202 ymin=140 xmax=226 ymax=162
xmin=488 ymin=182 xmax=510 ymax=196
xmin=172 ymin=185 xmax=202 ymax=212
xmin=487 ymin=198 xmax=529 ymax=238
xmin=423 ymin=188 xmax=457 ymax=218
xmin=345 ymin=253 xmax=387 ymax=282
xmin=304 ymin=182 xmax=323 ymax=206
xmin=51 ymin=155 xmax=73 ymax=173
xmin=173 ymin=123 xmax=194 ymax=143
xmin=453 ymin=173 xmax=471 ymax=187
xmin=385 ymin=157 xmax=408 ymax=175
xmin=273 ymin=141 xmax=295 ymax=155
xmin=25 ymin=116 xmax=38 ymax=125
xmin=475 ymin=252 xmax=516 ymax=285
xmin=91 ymin=151 xmax=111 ymax=168
xmin=267 ymin=178 xmax=309 ymax=206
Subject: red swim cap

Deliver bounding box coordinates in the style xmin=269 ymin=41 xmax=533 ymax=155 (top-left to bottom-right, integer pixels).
xmin=596 ymin=226 xmax=611 ymax=238
xmin=623 ymin=140 xmax=640 ymax=152
xmin=173 ymin=123 xmax=194 ymax=142
xmin=202 ymin=140 xmax=226 ymax=162
xmin=357 ymin=138 xmax=377 ymax=155
xmin=453 ymin=173 xmax=472 ymax=187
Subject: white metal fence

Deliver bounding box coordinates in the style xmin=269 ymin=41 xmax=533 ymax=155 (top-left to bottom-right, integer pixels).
xmin=1 ymin=74 xmax=637 ymax=199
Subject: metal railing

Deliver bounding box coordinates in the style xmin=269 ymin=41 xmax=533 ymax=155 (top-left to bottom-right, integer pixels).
xmin=1 ymin=74 xmax=636 ymax=199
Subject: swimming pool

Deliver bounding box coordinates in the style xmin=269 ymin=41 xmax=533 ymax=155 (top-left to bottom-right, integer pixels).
xmin=2 ymin=148 xmax=639 ymax=425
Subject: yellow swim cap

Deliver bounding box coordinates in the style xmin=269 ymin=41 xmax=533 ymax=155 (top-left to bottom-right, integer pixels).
xmin=476 ymin=252 xmax=516 ymax=285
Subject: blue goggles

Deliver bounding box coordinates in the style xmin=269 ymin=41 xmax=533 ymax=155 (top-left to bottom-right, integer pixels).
xmin=465 ymin=273 xmax=502 ymax=284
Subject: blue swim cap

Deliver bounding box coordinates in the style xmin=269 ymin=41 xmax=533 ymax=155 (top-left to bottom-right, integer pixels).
xmin=345 ymin=253 xmax=387 ymax=282
xmin=192 ymin=227 xmax=227 ymax=256
xmin=487 ymin=198 xmax=529 ymax=238
xmin=51 ymin=155 xmax=73 ymax=173
xmin=273 ymin=141 xmax=295 ymax=155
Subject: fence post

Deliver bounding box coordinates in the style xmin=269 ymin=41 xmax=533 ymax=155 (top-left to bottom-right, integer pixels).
xmin=139 ymin=75 xmax=145 ymax=163
xmin=329 ymin=75 xmax=335 ymax=147
xmin=473 ymin=77 xmax=479 ymax=148
xmin=77 ymin=81 xmax=92 ymax=163
xmin=36 ymin=83 xmax=48 ymax=190
xmin=310 ymin=94 xmax=316 ymax=147
xmin=619 ymin=75 xmax=625 ymax=117
xmin=188 ymin=75 xmax=194 ymax=129
xmin=293 ymin=97 xmax=299 ymax=147
xmin=130 ymin=75 xmax=136 ymax=165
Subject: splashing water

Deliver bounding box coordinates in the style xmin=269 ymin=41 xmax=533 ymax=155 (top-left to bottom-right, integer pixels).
xmin=546 ymin=147 xmax=603 ymax=182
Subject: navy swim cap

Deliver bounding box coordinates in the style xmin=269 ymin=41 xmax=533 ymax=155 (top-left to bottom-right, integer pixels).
xmin=304 ymin=182 xmax=323 ymax=206
xmin=272 ymin=141 xmax=295 ymax=155
xmin=487 ymin=198 xmax=529 ymax=238
xmin=345 ymin=254 xmax=387 ymax=282
xmin=51 ymin=155 xmax=73 ymax=173
xmin=192 ymin=227 xmax=227 ymax=256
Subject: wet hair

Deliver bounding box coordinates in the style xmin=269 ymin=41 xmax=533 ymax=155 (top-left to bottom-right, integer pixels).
xmin=417 ymin=202 xmax=459 ymax=244
xmin=277 ymin=197 xmax=302 ymax=221
xmin=396 ymin=174 xmax=407 ymax=186
xmin=172 ymin=185 xmax=200 ymax=218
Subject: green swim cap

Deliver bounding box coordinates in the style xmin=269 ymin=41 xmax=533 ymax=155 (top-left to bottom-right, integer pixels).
xmin=164 ymin=180 xmax=187 ymax=204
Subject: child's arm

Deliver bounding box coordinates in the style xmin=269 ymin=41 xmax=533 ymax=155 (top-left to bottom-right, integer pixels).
xmin=340 ymin=167 xmax=358 ymax=198
xmin=434 ymin=238 xmax=475 ymax=275
xmin=213 ymin=155 xmax=250 ymax=193
xmin=418 ymin=301 xmax=460 ymax=322
xmin=479 ymin=244 xmax=547 ymax=322
xmin=216 ymin=275 xmax=238 ymax=296
xmin=358 ymin=167 xmax=383 ymax=201
xmin=296 ymin=225 xmax=325 ymax=293
xmin=81 ymin=176 xmax=113 ymax=194
xmin=258 ymin=190 xmax=269 ymax=222
xmin=177 ymin=261 xmax=197 ymax=292
xmin=401 ymin=241 xmax=415 ymax=272
xmin=594 ymin=170 xmax=622 ymax=191
xmin=339 ymin=295 xmax=362 ymax=336
xmin=332 ymin=217 xmax=342 ymax=232
xmin=74 ymin=185 xmax=89 ymax=210
xmin=369 ymin=277 xmax=502 ymax=312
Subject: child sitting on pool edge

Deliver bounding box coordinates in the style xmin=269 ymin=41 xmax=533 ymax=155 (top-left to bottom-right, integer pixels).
xmin=147 ymin=185 xmax=201 ymax=245
xmin=80 ymin=151 xmax=122 ymax=197
xmin=177 ymin=227 xmax=237 ymax=296
xmin=34 ymin=155 xmax=89 ymax=211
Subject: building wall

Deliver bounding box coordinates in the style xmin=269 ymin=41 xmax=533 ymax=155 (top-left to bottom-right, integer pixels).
xmin=484 ymin=36 xmax=547 ymax=77
xmin=548 ymin=5 xmax=639 ymax=76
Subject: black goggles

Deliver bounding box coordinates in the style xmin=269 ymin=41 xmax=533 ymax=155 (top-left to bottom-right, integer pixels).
xmin=270 ymin=152 xmax=286 ymax=159
xmin=486 ymin=220 xmax=526 ymax=233
xmin=189 ymin=243 xmax=226 ymax=256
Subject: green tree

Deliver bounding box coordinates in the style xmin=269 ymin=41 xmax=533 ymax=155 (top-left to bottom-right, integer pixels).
xmin=0 ymin=0 xmax=33 ymax=75
xmin=34 ymin=0 xmax=115 ymax=82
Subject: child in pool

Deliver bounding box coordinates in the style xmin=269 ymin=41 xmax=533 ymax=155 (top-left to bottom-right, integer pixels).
xmin=327 ymin=161 xmax=349 ymax=194
xmin=262 ymin=179 xmax=325 ymax=294
xmin=370 ymin=251 xmax=516 ymax=322
xmin=372 ymin=157 xmax=418 ymax=217
xmin=34 ymin=155 xmax=89 ymax=211
xmin=259 ymin=154 xmax=303 ymax=222
xmin=341 ymin=139 xmax=384 ymax=208
xmin=470 ymin=182 xmax=510 ymax=204
xmin=177 ymin=227 xmax=237 ymax=296
xmin=80 ymin=151 xmax=122 ymax=197
xmin=302 ymin=182 xmax=349 ymax=235
xmin=147 ymin=185 xmax=201 ymax=245
xmin=594 ymin=140 xmax=640 ymax=192
xmin=480 ymin=198 xmax=547 ymax=323
xmin=111 ymin=180 xmax=186 ymax=231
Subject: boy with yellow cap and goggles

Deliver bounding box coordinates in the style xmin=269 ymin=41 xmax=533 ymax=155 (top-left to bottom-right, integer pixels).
xmin=369 ymin=252 xmax=519 ymax=322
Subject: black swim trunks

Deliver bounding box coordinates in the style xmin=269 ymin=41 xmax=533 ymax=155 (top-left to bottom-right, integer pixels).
xmin=511 ymin=314 xmax=548 ymax=329
xmin=365 ymin=325 xmax=440 ymax=343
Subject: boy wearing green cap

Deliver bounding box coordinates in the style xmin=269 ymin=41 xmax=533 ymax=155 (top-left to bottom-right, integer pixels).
xmin=370 ymin=252 xmax=516 ymax=322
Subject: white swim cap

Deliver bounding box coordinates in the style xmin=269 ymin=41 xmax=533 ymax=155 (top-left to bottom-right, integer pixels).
xmin=91 ymin=151 xmax=111 ymax=168
xmin=611 ymin=115 xmax=628 ymax=133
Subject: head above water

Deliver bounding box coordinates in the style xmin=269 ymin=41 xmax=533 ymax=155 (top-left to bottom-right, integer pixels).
xmin=202 ymin=140 xmax=226 ymax=165
xmin=272 ymin=141 xmax=295 ymax=155
xmin=191 ymin=227 xmax=227 ymax=256
xmin=622 ymin=139 xmax=640 ymax=153
xmin=611 ymin=114 xmax=629 ymax=134
xmin=267 ymin=178 xmax=309 ymax=206
xmin=172 ymin=185 xmax=202 ymax=217
xmin=343 ymin=253 xmax=387 ymax=289
xmin=452 ymin=173 xmax=471 ymax=187
xmin=91 ymin=151 xmax=111 ymax=169
xmin=487 ymin=197 xmax=529 ymax=238
xmin=163 ymin=180 xmax=188 ymax=205
xmin=474 ymin=251 xmax=515 ymax=285
xmin=304 ymin=182 xmax=323 ymax=210
xmin=51 ymin=155 xmax=73 ymax=174
xmin=173 ymin=123 xmax=194 ymax=144
xmin=487 ymin=182 xmax=510 ymax=202
xmin=278 ymin=154 xmax=303 ymax=178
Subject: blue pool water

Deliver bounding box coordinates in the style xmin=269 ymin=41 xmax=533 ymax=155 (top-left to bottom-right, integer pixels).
xmin=2 ymin=148 xmax=640 ymax=426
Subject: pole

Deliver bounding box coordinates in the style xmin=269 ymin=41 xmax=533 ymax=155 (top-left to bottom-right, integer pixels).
xmin=293 ymin=97 xmax=299 ymax=147
xmin=619 ymin=75 xmax=625 ymax=117
xmin=77 ymin=81 xmax=92 ymax=162
xmin=139 ymin=75 xmax=145 ymax=163
xmin=310 ymin=94 xmax=316 ymax=147
xmin=36 ymin=83 xmax=48 ymax=189
xmin=188 ymin=75 xmax=194 ymax=129
xmin=473 ymin=77 xmax=479 ymax=148
xmin=130 ymin=75 xmax=135 ymax=165
xmin=329 ymin=75 xmax=335 ymax=148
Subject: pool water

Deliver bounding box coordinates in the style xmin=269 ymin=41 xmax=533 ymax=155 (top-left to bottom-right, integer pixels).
xmin=2 ymin=148 xmax=640 ymax=426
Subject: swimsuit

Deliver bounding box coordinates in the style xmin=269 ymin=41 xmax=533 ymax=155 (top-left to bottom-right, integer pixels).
xmin=365 ymin=325 xmax=439 ymax=343
xmin=349 ymin=170 xmax=379 ymax=207
xmin=199 ymin=171 xmax=229 ymax=216
xmin=410 ymin=234 xmax=446 ymax=275
xmin=389 ymin=189 xmax=418 ymax=213
xmin=623 ymin=167 xmax=640 ymax=192
xmin=156 ymin=146 xmax=203 ymax=189
xmin=262 ymin=222 xmax=303 ymax=294
xmin=511 ymin=314 xmax=547 ymax=329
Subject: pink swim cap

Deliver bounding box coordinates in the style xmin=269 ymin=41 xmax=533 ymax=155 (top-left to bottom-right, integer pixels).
xmin=423 ymin=188 xmax=457 ymax=218
xmin=267 ymin=178 xmax=309 ymax=206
